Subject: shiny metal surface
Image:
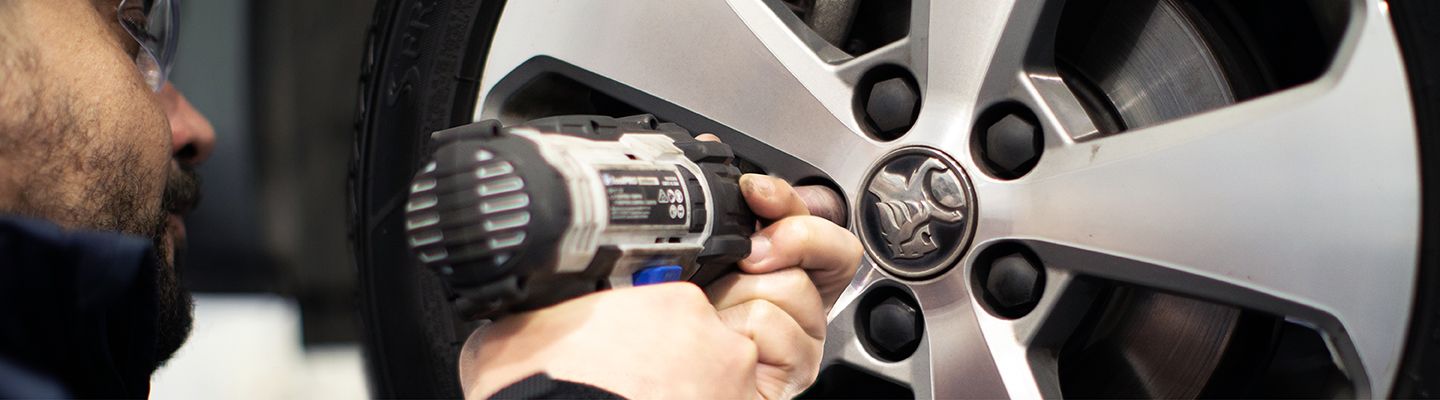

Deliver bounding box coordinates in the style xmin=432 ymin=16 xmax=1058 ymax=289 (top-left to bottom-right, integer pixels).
xmin=1061 ymin=0 xmax=1235 ymax=132
xmin=473 ymin=0 xmax=1419 ymax=397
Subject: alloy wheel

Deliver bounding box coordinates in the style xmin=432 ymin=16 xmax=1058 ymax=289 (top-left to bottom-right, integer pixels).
xmin=415 ymin=0 xmax=1420 ymax=397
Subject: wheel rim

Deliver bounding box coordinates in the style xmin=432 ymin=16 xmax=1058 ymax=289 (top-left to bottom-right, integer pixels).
xmin=467 ymin=0 xmax=1420 ymax=397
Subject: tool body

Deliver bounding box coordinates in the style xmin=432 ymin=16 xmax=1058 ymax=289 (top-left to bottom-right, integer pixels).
xmin=404 ymin=115 xmax=754 ymax=319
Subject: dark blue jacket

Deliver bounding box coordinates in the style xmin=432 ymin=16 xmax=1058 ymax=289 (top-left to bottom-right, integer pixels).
xmin=0 ymin=216 xmax=161 ymax=398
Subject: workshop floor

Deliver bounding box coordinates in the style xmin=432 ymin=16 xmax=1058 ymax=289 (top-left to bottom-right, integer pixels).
xmin=149 ymin=295 xmax=369 ymax=399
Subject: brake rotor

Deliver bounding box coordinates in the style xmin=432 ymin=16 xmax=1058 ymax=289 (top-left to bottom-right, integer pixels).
xmin=1058 ymin=0 xmax=1239 ymax=131
xmin=1052 ymin=0 xmax=1252 ymax=397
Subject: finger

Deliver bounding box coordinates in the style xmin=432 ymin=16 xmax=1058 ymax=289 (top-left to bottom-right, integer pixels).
xmin=741 ymin=216 xmax=862 ymax=309
xmin=694 ymin=138 xmax=839 ymax=224
xmin=705 ymin=268 xmax=825 ymax=340
xmin=741 ymin=174 xmax=809 ymax=220
xmin=716 ymin=299 xmax=823 ymax=397
xmin=793 ymin=185 xmax=845 ymax=225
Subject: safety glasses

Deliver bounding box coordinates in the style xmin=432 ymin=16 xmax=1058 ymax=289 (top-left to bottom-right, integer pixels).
xmin=117 ymin=0 xmax=178 ymax=92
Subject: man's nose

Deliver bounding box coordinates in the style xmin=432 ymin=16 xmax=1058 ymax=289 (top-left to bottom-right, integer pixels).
xmin=160 ymin=83 xmax=217 ymax=166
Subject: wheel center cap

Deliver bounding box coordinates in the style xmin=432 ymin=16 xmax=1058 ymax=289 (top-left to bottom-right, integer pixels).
xmin=858 ymin=147 xmax=977 ymax=279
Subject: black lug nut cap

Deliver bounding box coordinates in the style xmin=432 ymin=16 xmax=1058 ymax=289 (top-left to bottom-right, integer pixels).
xmin=982 ymin=113 xmax=1042 ymax=178
xmin=866 ymin=77 xmax=920 ymax=135
xmin=868 ymin=297 xmax=922 ymax=354
xmin=985 ymin=253 xmax=1041 ymax=309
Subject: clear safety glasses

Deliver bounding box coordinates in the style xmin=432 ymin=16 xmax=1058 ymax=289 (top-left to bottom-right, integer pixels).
xmin=117 ymin=0 xmax=179 ymax=92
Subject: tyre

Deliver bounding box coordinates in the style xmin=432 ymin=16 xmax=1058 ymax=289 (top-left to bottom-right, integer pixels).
xmin=351 ymin=0 xmax=1440 ymax=397
xmin=351 ymin=0 xmax=503 ymax=397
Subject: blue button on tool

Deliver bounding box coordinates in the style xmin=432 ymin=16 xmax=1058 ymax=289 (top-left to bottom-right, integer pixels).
xmin=632 ymin=265 xmax=684 ymax=286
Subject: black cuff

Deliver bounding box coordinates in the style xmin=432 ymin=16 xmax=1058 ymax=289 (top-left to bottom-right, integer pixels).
xmin=489 ymin=373 xmax=624 ymax=400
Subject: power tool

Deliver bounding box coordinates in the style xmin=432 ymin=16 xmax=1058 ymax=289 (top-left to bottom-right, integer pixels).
xmin=403 ymin=115 xmax=755 ymax=320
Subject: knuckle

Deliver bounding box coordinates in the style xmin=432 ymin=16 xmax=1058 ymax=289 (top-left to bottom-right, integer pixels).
xmin=767 ymin=268 xmax=814 ymax=295
xmin=775 ymin=217 xmax=816 ymax=247
xmin=796 ymin=357 xmax=820 ymax=388
xmin=748 ymin=299 xmax=785 ymax=323
xmin=672 ymin=282 xmax=708 ymax=303
xmin=651 ymin=282 xmax=708 ymax=309
xmin=798 ymin=369 xmax=820 ymax=391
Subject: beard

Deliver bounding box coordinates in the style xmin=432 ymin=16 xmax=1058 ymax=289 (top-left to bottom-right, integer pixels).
xmin=95 ymin=163 xmax=201 ymax=369
xmin=150 ymin=164 xmax=200 ymax=367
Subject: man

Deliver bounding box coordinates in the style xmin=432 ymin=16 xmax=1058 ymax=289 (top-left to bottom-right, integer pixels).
xmin=0 ymin=0 xmax=860 ymax=398
xmin=0 ymin=0 xmax=214 ymax=397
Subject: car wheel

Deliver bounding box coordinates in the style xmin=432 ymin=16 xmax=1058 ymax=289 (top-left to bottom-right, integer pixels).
xmin=351 ymin=0 xmax=1440 ymax=397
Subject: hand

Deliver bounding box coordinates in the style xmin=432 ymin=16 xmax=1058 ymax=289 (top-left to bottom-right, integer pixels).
xmin=692 ymin=134 xmax=858 ymax=307
xmin=458 ymin=283 xmax=759 ymax=399
xmin=702 ymin=174 xmax=862 ymax=399
xmin=691 ymin=132 xmax=861 ymax=398
xmin=734 ymin=173 xmax=862 ymax=309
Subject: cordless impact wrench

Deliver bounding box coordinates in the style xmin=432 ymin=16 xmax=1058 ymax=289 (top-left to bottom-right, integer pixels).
xmin=404 ymin=115 xmax=756 ymax=320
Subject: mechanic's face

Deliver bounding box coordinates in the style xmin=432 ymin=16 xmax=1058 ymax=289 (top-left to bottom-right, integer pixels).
xmin=0 ymin=0 xmax=215 ymax=367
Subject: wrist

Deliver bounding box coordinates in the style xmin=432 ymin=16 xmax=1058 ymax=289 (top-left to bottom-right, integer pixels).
xmin=459 ymin=327 xmax=546 ymax=399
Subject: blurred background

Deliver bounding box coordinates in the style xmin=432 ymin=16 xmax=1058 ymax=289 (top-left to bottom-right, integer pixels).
xmin=148 ymin=1 xmax=378 ymax=398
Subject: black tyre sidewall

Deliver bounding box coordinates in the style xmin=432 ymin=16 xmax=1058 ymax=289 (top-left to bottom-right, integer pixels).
xmin=1389 ymin=1 xmax=1440 ymax=397
xmin=351 ymin=0 xmax=504 ymax=397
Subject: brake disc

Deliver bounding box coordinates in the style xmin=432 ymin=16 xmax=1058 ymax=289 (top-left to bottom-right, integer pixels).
xmin=1051 ymin=0 xmax=1250 ymax=396
xmin=1058 ymin=0 xmax=1239 ymax=131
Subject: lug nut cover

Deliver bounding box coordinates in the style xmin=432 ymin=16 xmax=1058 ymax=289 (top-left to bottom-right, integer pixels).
xmin=856 ymin=66 xmax=921 ymax=141
xmin=978 ymin=109 xmax=1043 ymax=179
xmin=975 ymin=244 xmax=1046 ymax=319
xmin=858 ymin=287 xmax=925 ymax=361
xmin=865 ymin=78 xmax=919 ymax=135
xmin=986 ymin=253 xmax=1041 ymax=309
xmin=868 ymin=297 xmax=921 ymax=354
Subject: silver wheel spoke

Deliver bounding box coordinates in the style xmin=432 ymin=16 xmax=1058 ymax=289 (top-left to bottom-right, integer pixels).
xmin=903 ymin=0 xmax=1070 ymax=152
xmin=820 ymin=261 xmax=920 ymax=390
xmin=982 ymin=7 xmax=1417 ymax=392
xmin=969 ymin=267 xmax=1093 ymax=399
xmin=822 ymin=259 xmax=1014 ymax=399
xmin=727 ymin=0 xmax=862 ymax=135
xmin=478 ymin=0 xmax=884 ymax=186
xmin=921 ymin=0 xmax=1058 ymax=107
xmin=906 ymin=266 xmax=1009 ymax=399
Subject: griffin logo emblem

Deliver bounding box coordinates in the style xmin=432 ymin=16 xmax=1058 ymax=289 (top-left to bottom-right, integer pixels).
xmin=869 ymin=158 xmax=967 ymax=258
xmin=858 ymin=148 xmax=975 ymax=279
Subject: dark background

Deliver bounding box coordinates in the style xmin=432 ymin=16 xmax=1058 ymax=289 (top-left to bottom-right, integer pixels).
xmin=174 ymin=0 xmax=377 ymax=345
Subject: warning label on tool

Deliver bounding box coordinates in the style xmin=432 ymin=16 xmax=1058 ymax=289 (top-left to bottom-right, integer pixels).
xmin=600 ymin=169 xmax=689 ymax=226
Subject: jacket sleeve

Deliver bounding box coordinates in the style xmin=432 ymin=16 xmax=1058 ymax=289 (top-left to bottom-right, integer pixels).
xmin=488 ymin=373 xmax=625 ymax=400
